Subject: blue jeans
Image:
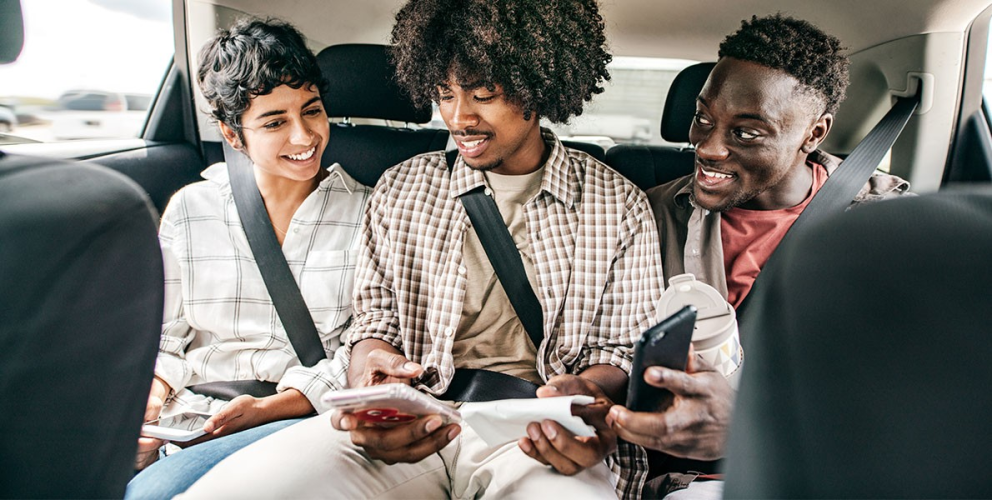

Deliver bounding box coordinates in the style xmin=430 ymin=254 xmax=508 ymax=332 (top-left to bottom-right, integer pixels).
xmin=125 ymin=418 xmax=305 ymax=500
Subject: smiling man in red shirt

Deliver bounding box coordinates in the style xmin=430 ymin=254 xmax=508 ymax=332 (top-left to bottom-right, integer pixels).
xmin=610 ymin=14 xmax=910 ymax=499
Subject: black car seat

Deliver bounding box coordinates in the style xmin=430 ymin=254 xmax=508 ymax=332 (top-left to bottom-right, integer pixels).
xmin=606 ymin=62 xmax=715 ymax=191
xmin=317 ymin=43 xmax=449 ymax=187
xmin=724 ymin=188 xmax=992 ymax=498
xmin=0 ymin=159 xmax=163 ymax=498
xmin=560 ymin=139 xmax=607 ymax=164
xmin=0 ymin=3 xmax=163 ymax=497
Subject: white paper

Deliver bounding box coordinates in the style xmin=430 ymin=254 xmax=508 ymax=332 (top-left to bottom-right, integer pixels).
xmin=460 ymin=395 xmax=597 ymax=447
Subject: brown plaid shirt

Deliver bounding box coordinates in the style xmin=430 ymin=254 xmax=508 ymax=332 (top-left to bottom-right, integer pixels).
xmin=350 ymin=130 xmax=662 ymax=497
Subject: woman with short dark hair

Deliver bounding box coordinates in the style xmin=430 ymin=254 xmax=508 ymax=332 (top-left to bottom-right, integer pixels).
xmin=125 ymin=18 xmax=370 ymax=499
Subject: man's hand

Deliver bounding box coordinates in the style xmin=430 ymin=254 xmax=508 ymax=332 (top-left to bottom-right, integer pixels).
xmin=356 ymin=348 xmax=425 ymax=387
xmin=517 ymin=374 xmax=617 ymax=475
xmin=607 ymin=353 xmax=733 ymax=461
xmin=335 ymin=341 xmax=457 ymax=463
xmin=347 ymin=339 xmax=423 ymax=388
xmin=331 ymin=411 xmax=461 ymax=464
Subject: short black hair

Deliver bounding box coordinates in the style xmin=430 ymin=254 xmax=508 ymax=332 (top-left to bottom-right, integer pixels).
xmin=196 ymin=18 xmax=327 ymax=140
xmin=389 ymin=0 xmax=611 ymax=123
xmin=719 ymin=14 xmax=849 ymax=115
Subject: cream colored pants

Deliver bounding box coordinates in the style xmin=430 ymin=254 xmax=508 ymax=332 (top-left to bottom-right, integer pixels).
xmin=180 ymin=413 xmax=617 ymax=499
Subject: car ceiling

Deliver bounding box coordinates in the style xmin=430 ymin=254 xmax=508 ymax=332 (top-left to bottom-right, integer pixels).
xmin=195 ymin=0 xmax=992 ymax=192
xmin=205 ymin=0 xmax=992 ymax=60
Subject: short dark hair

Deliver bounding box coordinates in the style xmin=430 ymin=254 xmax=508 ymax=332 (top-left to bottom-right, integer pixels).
xmin=196 ymin=18 xmax=327 ymax=139
xmin=719 ymin=14 xmax=849 ymax=115
xmin=388 ymin=0 xmax=611 ymax=123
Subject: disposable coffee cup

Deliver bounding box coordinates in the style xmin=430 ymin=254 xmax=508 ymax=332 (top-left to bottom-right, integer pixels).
xmin=658 ymin=273 xmax=743 ymax=388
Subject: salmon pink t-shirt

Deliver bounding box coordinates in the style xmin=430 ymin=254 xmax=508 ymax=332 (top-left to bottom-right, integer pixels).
xmin=721 ymin=162 xmax=828 ymax=308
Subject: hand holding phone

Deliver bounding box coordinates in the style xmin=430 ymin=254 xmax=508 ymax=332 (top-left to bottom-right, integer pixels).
xmin=322 ymin=383 xmax=461 ymax=426
xmin=627 ymin=305 xmax=697 ymax=413
xmin=140 ymin=410 xmax=212 ymax=442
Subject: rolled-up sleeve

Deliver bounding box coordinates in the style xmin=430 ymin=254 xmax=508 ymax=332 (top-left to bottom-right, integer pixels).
xmin=277 ymin=344 xmax=350 ymax=413
xmin=577 ymin=192 xmax=663 ymax=374
xmin=349 ymin=179 xmax=402 ymax=350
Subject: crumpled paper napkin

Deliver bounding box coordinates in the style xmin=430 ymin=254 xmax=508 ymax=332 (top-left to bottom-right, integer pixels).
xmin=460 ymin=395 xmax=596 ymax=447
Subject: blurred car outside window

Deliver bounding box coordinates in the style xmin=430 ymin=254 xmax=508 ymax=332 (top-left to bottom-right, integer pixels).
xmin=0 ymin=0 xmax=173 ymax=145
xmin=423 ymin=56 xmax=699 ymax=150
xmin=549 ymin=56 xmax=699 ymax=148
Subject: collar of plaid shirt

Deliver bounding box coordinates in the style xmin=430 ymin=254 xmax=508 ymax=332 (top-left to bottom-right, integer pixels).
xmin=448 ymin=128 xmax=577 ymax=209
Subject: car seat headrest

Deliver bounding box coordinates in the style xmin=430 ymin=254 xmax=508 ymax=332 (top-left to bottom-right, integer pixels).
xmin=317 ymin=43 xmax=431 ymax=124
xmin=660 ymin=62 xmax=716 ymax=143
xmin=0 ymin=0 xmax=24 ymax=64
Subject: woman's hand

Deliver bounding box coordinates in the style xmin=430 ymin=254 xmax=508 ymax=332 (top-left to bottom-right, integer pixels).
xmin=200 ymin=388 xmax=315 ymax=440
xmin=135 ymin=377 xmax=171 ymax=470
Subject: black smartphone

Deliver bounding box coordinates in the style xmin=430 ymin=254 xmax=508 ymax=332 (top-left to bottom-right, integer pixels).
xmin=626 ymin=305 xmax=697 ymax=412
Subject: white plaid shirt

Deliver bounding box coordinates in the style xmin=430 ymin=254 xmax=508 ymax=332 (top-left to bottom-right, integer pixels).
xmin=350 ymin=129 xmax=662 ymax=497
xmin=155 ymin=162 xmax=370 ymax=415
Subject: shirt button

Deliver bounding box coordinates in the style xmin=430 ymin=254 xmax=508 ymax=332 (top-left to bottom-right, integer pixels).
xmin=484 ymin=188 xmax=493 ymax=196
xmin=692 ymin=248 xmax=699 ymax=255
xmin=293 ymin=228 xmax=299 ymax=233
xmin=457 ymin=266 xmax=466 ymax=275
xmin=444 ymin=327 xmax=454 ymax=336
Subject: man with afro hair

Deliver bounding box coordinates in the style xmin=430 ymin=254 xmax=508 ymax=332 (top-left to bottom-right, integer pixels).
xmin=180 ymin=0 xmax=662 ymax=498
xmin=607 ymin=14 xmax=911 ymax=499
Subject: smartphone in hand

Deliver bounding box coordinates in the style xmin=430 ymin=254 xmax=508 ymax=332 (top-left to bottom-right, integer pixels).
xmin=140 ymin=410 xmax=212 ymax=442
xmin=627 ymin=305 xmax=697 ymax=413
xmin=322 ymin=383 xmax=461 ymax=426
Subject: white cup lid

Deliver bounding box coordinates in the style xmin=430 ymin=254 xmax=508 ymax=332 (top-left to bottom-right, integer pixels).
xmin=659 ymin=273 xmax=737 ymax=344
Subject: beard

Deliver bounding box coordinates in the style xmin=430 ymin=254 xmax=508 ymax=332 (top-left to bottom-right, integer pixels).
xmin=693 ymin=182 xmax=763 ymax=212
xmin=463 ymin=156 xmax=504 ymax=172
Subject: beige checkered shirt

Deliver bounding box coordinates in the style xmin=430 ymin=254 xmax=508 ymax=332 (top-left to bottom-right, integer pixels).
xmin=350 ymin=130 xmax=662 ymax=497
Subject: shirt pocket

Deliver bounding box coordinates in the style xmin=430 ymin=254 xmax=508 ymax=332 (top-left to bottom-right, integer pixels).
xmin=299 ymin=250 xmax=357 ymax=336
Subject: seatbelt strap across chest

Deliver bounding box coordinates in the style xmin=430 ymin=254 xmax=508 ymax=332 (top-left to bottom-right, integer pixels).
xmin=223 ymin=140 xmax=325 ymax=367
xmin=738 ymin=90 xmax=920 ymax=319
xmin=446 ymin=149 xmax=545 ymax=349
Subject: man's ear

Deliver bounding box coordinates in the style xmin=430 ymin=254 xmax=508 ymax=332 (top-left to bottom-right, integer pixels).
xmin=801 ymin=113 xmax=832 ymax=154
xmin=218 ymin=121 xmax=242 ymax=150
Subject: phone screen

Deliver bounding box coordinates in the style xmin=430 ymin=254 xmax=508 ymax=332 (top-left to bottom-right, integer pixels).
xmin=140 ymin=411 xmax=211 ymax=441
xmin=352 ymin=408 xmax=419 ymax=424
xmin=627 ymin=305 xmax=697 ymax=412
xmin=323 ymin=383 xmax=462 ymax=426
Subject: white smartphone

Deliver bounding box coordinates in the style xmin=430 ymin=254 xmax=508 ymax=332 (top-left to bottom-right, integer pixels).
xmin=322 ymin=383 xmax=461 ymax=425
xmin=140 ymin=410 xmax=212 ymax=442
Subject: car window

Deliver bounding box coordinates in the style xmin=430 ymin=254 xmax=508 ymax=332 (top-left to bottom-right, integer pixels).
xmin=424 ymin=56 xmax=698 ymax=149
xmin=548 ymin=56 xmax=698 ymax=149
xmin=985 ymin=24 xmax=992 ymax=102
xmin=0 ymin=0 xmax=173 ymax=144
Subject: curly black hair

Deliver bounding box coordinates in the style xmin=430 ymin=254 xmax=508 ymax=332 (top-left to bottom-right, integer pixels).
xmin=196 ymin=18 xmax=328 ymax=141
xmin=388 ymin=0 xmax=611 ymax=123
xmin=719 ymin=14 xmax=849 ymax=115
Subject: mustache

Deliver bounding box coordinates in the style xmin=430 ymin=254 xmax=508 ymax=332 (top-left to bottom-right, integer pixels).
xmin=695 ymin=154 xmax=718 ymax=169
xmin=452 ymin=129 xmax=493 ymax=138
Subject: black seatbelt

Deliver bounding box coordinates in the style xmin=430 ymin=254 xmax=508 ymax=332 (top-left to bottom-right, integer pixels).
xmin=786 ymin=92 xmax=920 ymax=237
xmin=446 ymin=150 xmax=544 ymax=348
xmin=223 ymin=141 xmax=325 ymax=367
xmin=738 ymin=91 xmax=921 ymax=319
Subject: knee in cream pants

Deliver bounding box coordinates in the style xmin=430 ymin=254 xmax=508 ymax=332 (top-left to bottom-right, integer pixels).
xmin=180 ymin=413 xmax=617 ymax=499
